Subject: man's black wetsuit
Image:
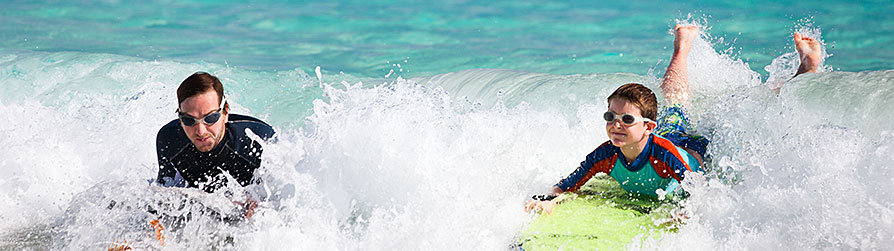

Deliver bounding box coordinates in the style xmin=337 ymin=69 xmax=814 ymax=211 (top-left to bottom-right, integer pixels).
xmin=155 ymin=114 xmax=275 ymax=193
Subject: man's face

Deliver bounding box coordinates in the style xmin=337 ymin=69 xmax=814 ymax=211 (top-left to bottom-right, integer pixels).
xmin=179 ymin=91 xmax=228 ymax=152
xmin=605 ymin=98 xmax=654 ymax=148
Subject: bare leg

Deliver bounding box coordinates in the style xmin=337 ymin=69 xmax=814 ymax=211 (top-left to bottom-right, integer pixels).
xmin=661 ymin=25 xmax=698 ymax=106
xmin=792 ymin=33 xmax=822 ymax=78
xmin=660 ymin=25 xmax=705 ymax=165
xmin=772 ymin=33 xmax=823 ymax=93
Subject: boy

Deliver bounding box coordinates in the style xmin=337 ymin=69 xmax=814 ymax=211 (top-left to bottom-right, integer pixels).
xmin=525 ymin=25 xmax=823 ymax=214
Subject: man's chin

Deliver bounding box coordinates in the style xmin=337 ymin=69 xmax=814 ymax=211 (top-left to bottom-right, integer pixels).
xmin=191 ymin=140 xmax=215 ymax=152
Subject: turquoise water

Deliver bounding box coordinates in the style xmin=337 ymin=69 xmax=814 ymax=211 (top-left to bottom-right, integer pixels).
xmin=2 ymin=0 xmax=891 ymax=78
xmin=1 ymin=0 xmax=893 ymax=250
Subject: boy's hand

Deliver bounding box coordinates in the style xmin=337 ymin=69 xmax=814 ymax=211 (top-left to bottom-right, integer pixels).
xmin=524 ymin=199 xmax=559 ymax=215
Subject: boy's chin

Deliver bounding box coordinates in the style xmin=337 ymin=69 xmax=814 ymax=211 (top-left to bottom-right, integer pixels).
xmin=609 ymin=138 xmax=626 ymax=147
xmin=610 ymin=137 xmax=643 ymax=148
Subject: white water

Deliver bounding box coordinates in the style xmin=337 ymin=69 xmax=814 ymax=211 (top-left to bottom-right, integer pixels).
xmin=2 ymin=26 xmax=893 ymax=250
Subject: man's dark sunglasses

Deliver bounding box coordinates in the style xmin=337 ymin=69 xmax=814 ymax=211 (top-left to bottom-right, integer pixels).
xmin=177 ymin=98 xmax=226 ymax=126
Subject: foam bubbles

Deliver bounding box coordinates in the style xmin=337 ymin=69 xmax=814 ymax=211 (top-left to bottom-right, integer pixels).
xmin=636 ymin=29 xmax=894 ymax=250
xmin=275 ymin=77 xmax=609 ymax=249
xmin=2 ymin=22 xmax=893 ymax=250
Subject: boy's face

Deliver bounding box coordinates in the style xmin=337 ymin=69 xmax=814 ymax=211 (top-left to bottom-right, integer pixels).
xmin=605 ymin=98 xmax=655 ymax=148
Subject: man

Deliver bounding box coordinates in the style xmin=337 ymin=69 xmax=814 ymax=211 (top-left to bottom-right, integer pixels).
xmin=155 ymin=72 xmax=275 ymax=194
xmin=132 ymin=72 xmax=275 ymax=247
xmin=524 ymin=25 xmax=824 ymax=214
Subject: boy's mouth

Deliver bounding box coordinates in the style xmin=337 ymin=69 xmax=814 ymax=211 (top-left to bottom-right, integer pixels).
xmin=610 ymin=131 xmax=627 ymax=137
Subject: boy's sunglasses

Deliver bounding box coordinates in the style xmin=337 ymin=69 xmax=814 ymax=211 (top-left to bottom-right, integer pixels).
xmin=177 ymin=98 xmax=226 ymax=126
xmin=603 ymin=111 xmax=653 ymax=125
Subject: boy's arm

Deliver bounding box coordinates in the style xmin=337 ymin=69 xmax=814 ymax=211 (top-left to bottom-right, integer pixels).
xmin=546 ymin=186 xmax=562 ymax=195
xmin=651 ymin=136 xmax=700 ymax=181
xmin=683 ymin=147 xmax=704 ymax=166
xmin=526 ymin=143 xmax=616 ymax=214
xmin=556 ymin=142 xmax=616 ymax=192
xmin=524 ymin=186 xmax=562 ymax=214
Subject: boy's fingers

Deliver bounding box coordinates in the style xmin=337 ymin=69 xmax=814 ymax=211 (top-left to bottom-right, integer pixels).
xmin=523 ymin=200 xmax=536 ymax=212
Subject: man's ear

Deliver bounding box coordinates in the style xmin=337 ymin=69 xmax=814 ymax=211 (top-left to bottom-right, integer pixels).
xmin=223 ymin=102 xmax=230 ymax=114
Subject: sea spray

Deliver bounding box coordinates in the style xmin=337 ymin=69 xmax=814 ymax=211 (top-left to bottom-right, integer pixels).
xmin=765 ymin=18 xmax=833 ymax=90
xmin=633 ymin=20 xmax=894 ymax=249
xmin=269 ymin=77 xmax=603 ymax=249
xmin=1 ymin=19 xmax=892 ymax=250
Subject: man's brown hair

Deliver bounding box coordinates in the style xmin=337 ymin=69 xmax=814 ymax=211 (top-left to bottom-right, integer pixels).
xmin=177 ymin=72 xmax=225 ymax=106
xmin=606 ymin=83 xmax=658 ymax=121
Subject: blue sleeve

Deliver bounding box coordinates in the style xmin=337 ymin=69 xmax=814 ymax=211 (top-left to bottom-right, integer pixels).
xmin=650 ymin=135 xmax=700 ymax=181
xmin=555 ymin=141 xmax=617 ymax=192
xmin=228 ymin=114 xmax=276 ymax=141
xmin=155 ymin=120 xmax=187 ymax=187
xmin=249 ymin=123 xmax=275 ymax=141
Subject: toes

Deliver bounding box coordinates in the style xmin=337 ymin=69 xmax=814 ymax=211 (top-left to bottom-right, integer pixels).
xmin=794 ymin=33 xmax=817 ymax=42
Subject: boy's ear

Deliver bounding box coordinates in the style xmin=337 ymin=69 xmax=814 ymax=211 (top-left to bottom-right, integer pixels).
xmin=646 ymin=121 xmax=658 ymax=131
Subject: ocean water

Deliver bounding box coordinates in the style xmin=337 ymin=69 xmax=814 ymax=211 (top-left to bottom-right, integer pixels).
xmin=1 ymin=0 xmax=892 ymax=250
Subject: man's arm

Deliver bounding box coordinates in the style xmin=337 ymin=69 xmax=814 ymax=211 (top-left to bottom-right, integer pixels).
xmin=155 ymin=157 xmax=184 ymax=187
xmin=155 ymin=121 xmax=187 ymax=187
xmin=228 ymin=114 xmax=276 ymax=141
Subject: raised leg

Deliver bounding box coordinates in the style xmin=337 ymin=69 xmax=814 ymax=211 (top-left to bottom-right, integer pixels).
xmin=661 ymin=24 xmax=698 ymax=106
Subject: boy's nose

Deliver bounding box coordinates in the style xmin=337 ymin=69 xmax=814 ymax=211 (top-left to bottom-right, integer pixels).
xmin=610 ymin=120 xmax=623 ymax=128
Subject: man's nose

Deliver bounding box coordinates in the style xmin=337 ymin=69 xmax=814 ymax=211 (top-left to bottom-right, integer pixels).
xmin=194 ymin=123 xmax=208 ymax=135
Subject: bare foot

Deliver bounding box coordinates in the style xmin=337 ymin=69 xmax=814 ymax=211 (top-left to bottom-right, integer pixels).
xmin=673 ymin=24 xmax=699 ymax=55
xmin=794 ymin=33 xmax=822 ymax=75
xmin=774 ymin=33 xmax=825 ymax=93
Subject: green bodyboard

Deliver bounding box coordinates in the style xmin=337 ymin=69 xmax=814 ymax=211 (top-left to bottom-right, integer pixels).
xmin=519 ymin=175 xmax=678 ymax=250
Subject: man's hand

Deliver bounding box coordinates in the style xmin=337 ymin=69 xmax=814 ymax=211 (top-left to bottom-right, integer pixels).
xmin=149 ymin=219 xmax=165 ymax=246
xmin=233 ymin=197 xmax=259 ymax=220
xmin=524 ymin=199 xmax=559 ymax=215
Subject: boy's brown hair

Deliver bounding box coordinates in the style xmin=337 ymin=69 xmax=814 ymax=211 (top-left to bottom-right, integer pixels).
xmin=607 ymin=83 xmax=658 ymax=121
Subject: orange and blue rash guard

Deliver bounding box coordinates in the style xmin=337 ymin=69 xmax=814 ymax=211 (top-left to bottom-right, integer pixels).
xmin=555 ymin=134 xmax=701 ymax=198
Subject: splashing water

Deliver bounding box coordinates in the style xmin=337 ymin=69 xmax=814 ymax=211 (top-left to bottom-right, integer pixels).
xmin=2 ymin=17 xmax=893 ymax=251
xmin=765 ymin=18 xmax=835 ymax=90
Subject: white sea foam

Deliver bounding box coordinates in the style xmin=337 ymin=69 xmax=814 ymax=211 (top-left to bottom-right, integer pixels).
xmin=0 ymin=51 xmax=615 ymax=250
xmin=1 ymin=24 xmax=893 ymax=251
